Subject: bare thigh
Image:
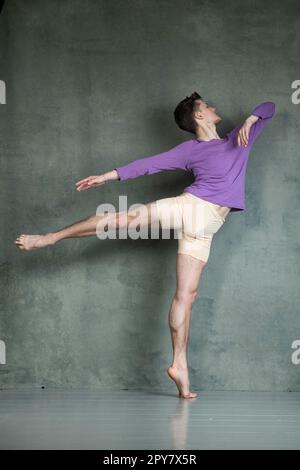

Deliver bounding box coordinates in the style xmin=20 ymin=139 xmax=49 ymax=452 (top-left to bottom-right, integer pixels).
xmin=175 ymin=253 xmax=207 ymax=300
xmin=124 ymin=201 xmax=160 ymax=227
xmin=124 ymin=200 xmax=206 ymax=294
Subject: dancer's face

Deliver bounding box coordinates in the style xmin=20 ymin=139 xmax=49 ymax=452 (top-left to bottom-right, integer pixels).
xmin=194 ymin=99 xmax=222 ymax=125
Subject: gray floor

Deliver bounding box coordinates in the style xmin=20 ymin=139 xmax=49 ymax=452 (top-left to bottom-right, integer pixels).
xmin=0 ymin=389 xmax=299 ymax=450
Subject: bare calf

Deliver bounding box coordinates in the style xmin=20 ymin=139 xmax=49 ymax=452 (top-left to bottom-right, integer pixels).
xmin=14 ymin=202 xmax=159 ymax=250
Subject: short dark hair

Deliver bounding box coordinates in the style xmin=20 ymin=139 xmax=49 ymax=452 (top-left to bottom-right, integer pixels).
xmin=173 ymin=91 xmax=202 ymax=135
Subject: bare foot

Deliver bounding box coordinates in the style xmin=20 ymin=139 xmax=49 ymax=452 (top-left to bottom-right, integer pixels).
xmin=167 ymin=366 xmax=198 ymax=399
xmin=13 ymin=233 xmax=57 ymax=251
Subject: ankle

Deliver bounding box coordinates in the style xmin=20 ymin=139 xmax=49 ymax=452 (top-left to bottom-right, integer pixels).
xmin=46 ymin=232 xmax=59 ymax=245
xmin=170 ymin=363 xmax=188 ymax=370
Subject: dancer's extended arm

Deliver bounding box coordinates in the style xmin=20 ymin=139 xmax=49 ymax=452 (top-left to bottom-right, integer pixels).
xmin=76 ymin=140 xmax=193 ymax=191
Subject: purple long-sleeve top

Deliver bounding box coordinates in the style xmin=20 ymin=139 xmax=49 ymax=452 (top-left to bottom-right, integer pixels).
xmin=115 ymin=102 xmax=276 ymax=212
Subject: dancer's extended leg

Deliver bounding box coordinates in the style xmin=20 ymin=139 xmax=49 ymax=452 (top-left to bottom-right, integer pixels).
xmin=167 ymin=253 xmax=206 ymax=399
xmin=14 ymin=202 xmax=159 ymax=251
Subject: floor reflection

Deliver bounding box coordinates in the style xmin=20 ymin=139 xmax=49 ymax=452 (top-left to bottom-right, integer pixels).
xmin=169 ymin=396 xmax=197 ymax=449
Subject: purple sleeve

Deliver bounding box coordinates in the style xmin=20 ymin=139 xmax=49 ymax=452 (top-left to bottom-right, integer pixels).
xmin=248 ymin=101 xmax=276 ymax=143
xmin=114 ymin=140 xmax=192 ymax=181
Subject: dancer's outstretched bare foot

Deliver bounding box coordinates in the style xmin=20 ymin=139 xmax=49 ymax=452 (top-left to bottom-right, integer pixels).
xmin=14 ymin=233 xmax=57 ymax=251
xmin=167 ymin=366 xmax=198 ymax=399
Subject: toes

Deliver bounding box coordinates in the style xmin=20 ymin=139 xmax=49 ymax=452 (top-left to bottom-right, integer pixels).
xmin=14 ymin=235 xmax=28 ymax=248
xmin=14 ymin=240 xmax=25 ymax=250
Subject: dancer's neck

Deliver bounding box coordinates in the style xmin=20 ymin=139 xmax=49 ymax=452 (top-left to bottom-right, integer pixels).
xmin=195 ymin=124 xmax=221 ymax=141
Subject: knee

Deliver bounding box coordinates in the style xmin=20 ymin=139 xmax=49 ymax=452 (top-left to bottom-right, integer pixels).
xmin=174 ymin=289 xmax=198 ymax=307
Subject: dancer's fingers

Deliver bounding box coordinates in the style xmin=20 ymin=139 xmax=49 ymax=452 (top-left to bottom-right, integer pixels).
xmin=240 ymin=129 xmax=244 ymax=145
xmin=240 ymin=131 xmax=244 ymax=146
xmin=87 ymin=176 xmax=104 ymax=184
xmin=245 ymin=128 xmax=250 ymax=144
xmin=77 ymin=180 xmax=105 ymax=191
xmin=76 ymin=179 xmax=98 ymax=190
xmin=76 ymin=183 xmax=90 ymax=191
xmin=75 ymin=175 xmax=97 ymax=186
xmin=75 ymin=179 xmax=87 ymax=186
xmin=239 ymin=128 xmax=247 ymax=147
xmin=75 ymin=177 xmax=92 ymax=185
xmin=87 ymin=181 xmax=105 ymax=187
xmin=241 ymin=129 xmax=247 ymax=146
xmin=76 ymin=181 xmax=89 ymax=190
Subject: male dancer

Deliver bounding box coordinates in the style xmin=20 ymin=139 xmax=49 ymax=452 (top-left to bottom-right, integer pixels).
xmin=14 ymin=93 xmax=275 ymax=398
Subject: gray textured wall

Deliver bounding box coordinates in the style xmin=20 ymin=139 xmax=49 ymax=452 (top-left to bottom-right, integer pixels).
xmin=0 ymin=0 xmax=299 ymax=391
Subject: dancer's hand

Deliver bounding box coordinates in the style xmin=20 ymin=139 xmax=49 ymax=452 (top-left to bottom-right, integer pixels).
xmin=75 ymin=174 xmax=106 ymax=191
xmin=237 ymin=115 xmax=259 ymax=147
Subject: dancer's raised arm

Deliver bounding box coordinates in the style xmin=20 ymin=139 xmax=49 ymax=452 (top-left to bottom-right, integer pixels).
xmin=236 ymin=101 xmax=276 ymax=147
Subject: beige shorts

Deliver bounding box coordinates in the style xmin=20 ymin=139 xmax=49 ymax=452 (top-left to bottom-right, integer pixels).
xmin=155 ymin=191 xmax=230 ymax=263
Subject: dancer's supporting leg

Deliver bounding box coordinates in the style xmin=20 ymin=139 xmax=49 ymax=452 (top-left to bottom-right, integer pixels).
xmin=14 ymin=202 xmax=159 ymax=250
xmin=167 ymin=253 xmax=206 ymax=398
